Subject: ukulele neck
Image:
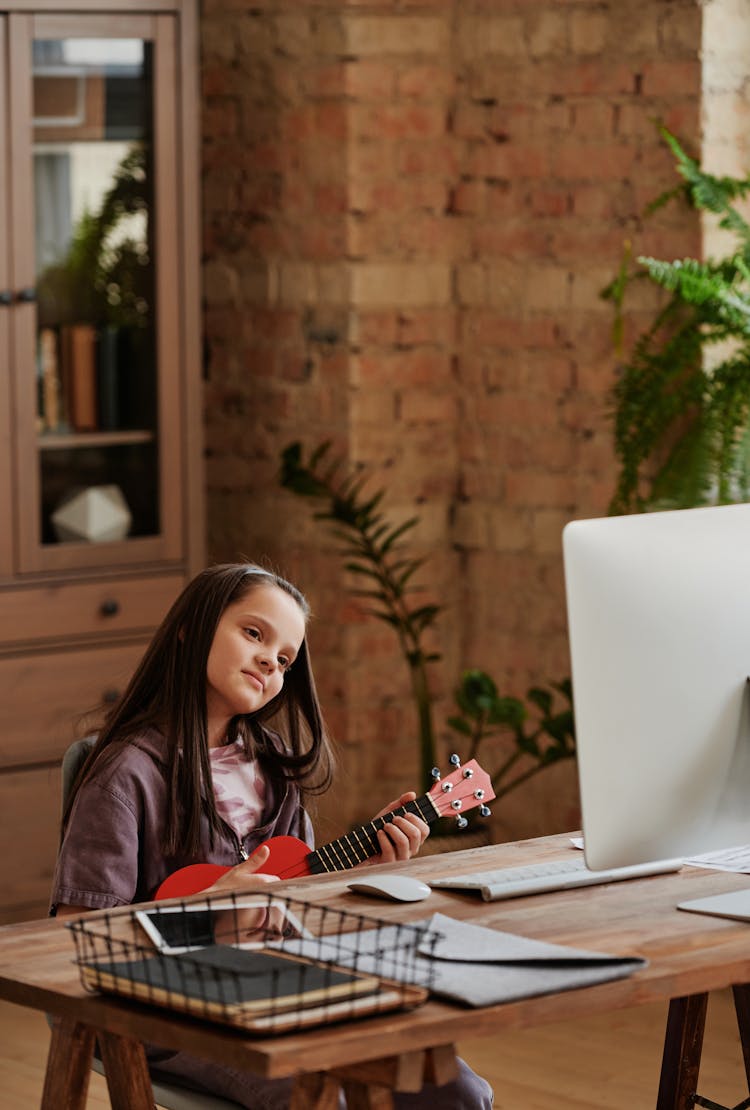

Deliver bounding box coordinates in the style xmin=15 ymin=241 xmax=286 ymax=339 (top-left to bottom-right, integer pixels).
xmin=306 ymin=794 xmax=440 ymax=875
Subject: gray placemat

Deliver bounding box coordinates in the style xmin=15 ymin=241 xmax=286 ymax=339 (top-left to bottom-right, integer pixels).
xmin=280 ymin=912 xmax=647 ymax=1008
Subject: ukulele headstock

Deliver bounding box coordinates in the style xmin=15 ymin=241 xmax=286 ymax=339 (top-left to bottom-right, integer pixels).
xmin=427 ymin=756 xmax=495 ymax=828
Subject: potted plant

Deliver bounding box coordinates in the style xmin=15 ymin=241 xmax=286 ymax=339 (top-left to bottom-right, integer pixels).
xmin=603 ymin=125 xmax=750 ymax=514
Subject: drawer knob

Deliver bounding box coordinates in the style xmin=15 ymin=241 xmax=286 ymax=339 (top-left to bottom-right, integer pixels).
xmin=100 ymin=599 xmax=120 ymax=617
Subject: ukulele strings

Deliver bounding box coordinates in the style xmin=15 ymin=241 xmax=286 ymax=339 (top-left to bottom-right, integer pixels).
xmin=275 ymin=797 xmax=433 ymax=879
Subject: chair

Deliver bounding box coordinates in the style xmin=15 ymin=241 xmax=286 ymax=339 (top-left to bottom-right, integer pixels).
xmin=60 ymin=737 xmax=243 ymax=1110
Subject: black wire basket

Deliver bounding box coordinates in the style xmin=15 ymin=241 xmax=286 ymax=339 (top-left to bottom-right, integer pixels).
xmin=68 ymin=892 xmax=438 ymax=1034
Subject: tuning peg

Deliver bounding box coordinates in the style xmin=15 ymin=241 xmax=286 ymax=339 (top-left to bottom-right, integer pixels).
xmin=441 ymin=780 xmax=453 ymax=793
xmin=450 ymin=799 xmax=463 ymax=811
xmin=479 ymin=805 xmax=491 ymax=818
xmin=455 ymin=815 xmax=468 ymax=830
xmin=449 ymin=753 xmax=461 ymax=767
xmin=462 ymin=766 xmax=474 ymax=778
xmin=473 ymin=788 xmax=485 ymax=800
xmin=431 ymin=767 xmax=441 ymax=781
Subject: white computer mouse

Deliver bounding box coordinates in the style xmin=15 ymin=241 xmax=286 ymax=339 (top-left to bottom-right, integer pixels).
xmin=346 ymin=873 xmax=432 ymax=902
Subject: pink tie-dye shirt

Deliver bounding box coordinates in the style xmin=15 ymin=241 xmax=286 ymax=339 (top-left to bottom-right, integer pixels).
xmin=209 ymin=738 xmax=266 ymax=840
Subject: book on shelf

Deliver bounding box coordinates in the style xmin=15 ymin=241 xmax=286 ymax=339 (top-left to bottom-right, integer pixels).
xmin=60 ymin=323 xmax=98 ymax=432
xmin=96 ymin=324 xmax=120 ymax=430
xmin=39 ymin=327 xmax=61 ymax=432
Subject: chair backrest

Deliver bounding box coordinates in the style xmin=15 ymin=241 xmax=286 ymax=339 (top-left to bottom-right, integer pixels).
xmin=61 ymin=735 xmax=97 ymax=812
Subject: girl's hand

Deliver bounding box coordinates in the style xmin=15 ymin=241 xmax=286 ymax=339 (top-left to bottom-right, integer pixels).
xmin=364 ymin=792 xmax=430 ymax=865
xmin=205 ymin=843 xmax=281 ymax=895
xmin=204 ymin=845 xmax=287 ymax=944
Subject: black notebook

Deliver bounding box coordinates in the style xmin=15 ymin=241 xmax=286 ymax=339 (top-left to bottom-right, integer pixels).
xmin=84 ymin=944 xmax=380 ymax=1018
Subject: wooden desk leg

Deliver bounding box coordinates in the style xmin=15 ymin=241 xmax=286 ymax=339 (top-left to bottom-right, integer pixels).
xmin=98 ymin=1029 xmax=156 ymax=1110
xmin=732 ymin=983 xmax=750 ymax=1089
xmin=291 ymin=1072 xmax=345 ymax=1110
xmin=41 ymin=1016 xmax=96 ymax=1110
xmin=330 ymin=1045 xmax=458 ymax=1110
xmin=424 ymin=1045 xmax=459 ymax=1087
xmin=334 ymin=1052 xmax=426 ymax=1095
xmin=341 ymin=1079 xmax=393 ymax=1110
xmin=289 ymin=1074 xmax=391 ymax=1110
xmin=656 ymin=993 xmax=708 ymax=1110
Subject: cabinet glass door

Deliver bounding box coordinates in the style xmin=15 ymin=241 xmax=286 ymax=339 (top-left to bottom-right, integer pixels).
xmin=9 ymin=14 xmax=182 ymax=572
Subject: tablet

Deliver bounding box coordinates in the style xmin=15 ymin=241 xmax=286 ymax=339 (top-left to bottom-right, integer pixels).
xmin=677 ymin=888 xmax=750 ymax=923
xmin=135 ymin=898 xmax=312 ymax=954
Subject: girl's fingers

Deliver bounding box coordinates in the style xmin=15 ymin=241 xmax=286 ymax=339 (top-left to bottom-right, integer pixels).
xmin=246 ymin=843 xmax=271 ymax=870
xmin=373 ymin=791 xmax=417 ymax=820
xmin=375 ymin=813 xmax=429 ymax=861
xmin=236 ymin=864 xmax=279 ymax=883
xmin=206 ymin=845 xmax=280 ymax=893
xmin=207 ymin=869 xmax=279 ymax=893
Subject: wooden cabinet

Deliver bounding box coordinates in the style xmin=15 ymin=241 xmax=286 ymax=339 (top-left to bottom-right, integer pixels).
xmin=0 ymin=0 xmax=203 ymax=923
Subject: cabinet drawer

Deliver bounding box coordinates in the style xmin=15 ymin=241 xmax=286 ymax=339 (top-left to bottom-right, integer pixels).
xmin=0 ymin=641 xmax=146 ymax=768
xmin=0 ymin=573 xmax=184 ymax=647
xmin=0 ymin=764 xmax=61 ymax=923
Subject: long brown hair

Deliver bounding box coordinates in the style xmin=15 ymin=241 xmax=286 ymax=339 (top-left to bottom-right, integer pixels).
xmin=64 ymin=564 xmax=335 ymax=855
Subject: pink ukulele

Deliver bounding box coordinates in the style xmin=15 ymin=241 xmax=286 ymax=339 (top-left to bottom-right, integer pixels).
xmin=155 ymin=758 xmax=494 ymax=899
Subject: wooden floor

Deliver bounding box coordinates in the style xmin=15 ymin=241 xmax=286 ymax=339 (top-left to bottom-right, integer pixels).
xmin=0 ymin=989 xmax=746 ymax=1109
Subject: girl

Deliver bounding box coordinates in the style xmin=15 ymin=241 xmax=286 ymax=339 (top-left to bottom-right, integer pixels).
xmin=52 ymin=563 xmax=492 ymax=1110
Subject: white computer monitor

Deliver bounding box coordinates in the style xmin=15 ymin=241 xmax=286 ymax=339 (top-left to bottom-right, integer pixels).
xmin=563 ymin=502 xmax=750 ymax=871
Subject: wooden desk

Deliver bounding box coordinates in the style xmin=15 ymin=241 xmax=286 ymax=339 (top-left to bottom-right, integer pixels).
xmin=2 ymin=833 xmax=750 ymax=1110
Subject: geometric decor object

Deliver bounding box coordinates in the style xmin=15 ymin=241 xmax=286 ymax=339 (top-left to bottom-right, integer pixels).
xmin=51 ymin=484 xmax=132 ymax=543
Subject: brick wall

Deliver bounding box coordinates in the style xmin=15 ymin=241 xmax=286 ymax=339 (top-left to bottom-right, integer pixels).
xmin=201 ymin=0 xmax=704 ymax=842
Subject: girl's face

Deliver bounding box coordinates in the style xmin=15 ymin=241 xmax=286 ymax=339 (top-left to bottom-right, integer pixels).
xmin=205 ymin=583 xmax=306 ymax=745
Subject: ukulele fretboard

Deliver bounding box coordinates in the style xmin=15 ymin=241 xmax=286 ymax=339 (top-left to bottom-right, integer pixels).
xmin=306 ymin=795 xmax=438 ymax=874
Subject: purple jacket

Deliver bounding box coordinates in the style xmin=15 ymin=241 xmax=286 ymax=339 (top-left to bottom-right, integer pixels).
xmin=50 ymin=729 xmax=313 ymax=912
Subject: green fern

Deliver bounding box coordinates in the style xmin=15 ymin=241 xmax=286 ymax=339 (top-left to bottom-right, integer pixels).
xmin=604 ymin=126 xmax=750 ymax=513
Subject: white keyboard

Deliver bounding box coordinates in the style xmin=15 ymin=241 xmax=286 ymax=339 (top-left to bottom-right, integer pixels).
xmin=428 ymin=855 xmax=683 ymax=902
